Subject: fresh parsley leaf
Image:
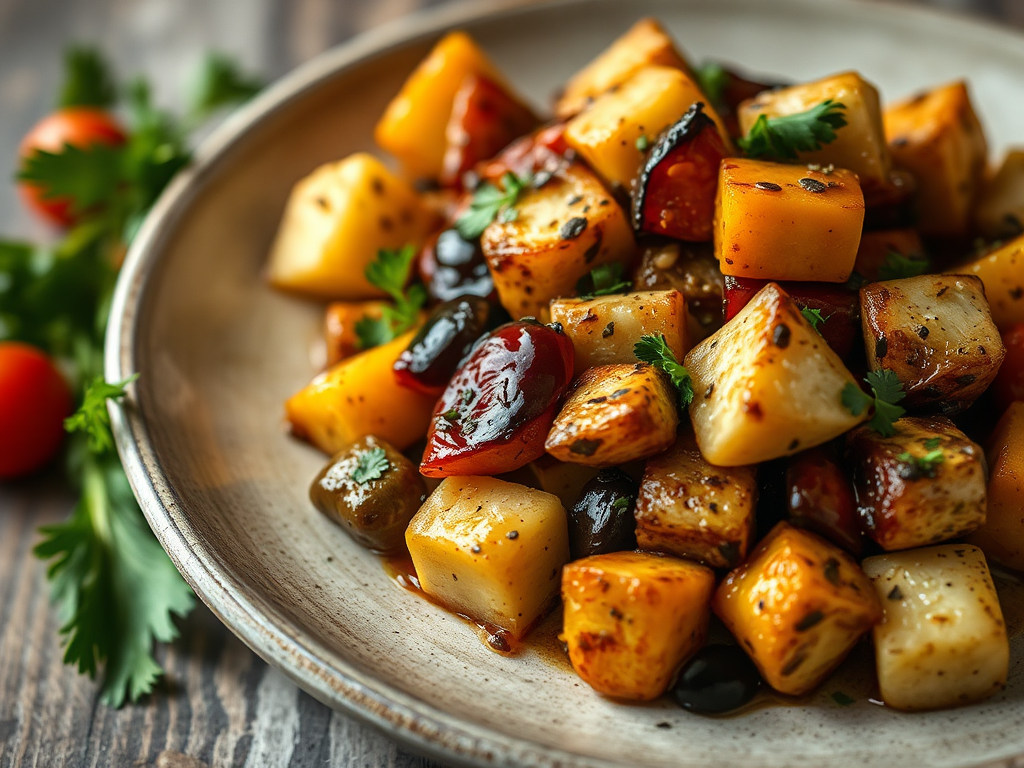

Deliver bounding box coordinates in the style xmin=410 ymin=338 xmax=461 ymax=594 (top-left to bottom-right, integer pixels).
xmin=897 ymin=448 xmax=945 ymax=478
xmin=924 ymin=437 xmax=941 ymax=450
xmin=355 ymin=246 xmax=426 ymax=350
xmin=456 ymin=172 xmax=531 ymax=240
xmin=59 ymin=46 xmax=117 ymax=109
xmin=576 ymin=262 xmax=631 ymax=299
xmin=17 ymin=142 xmax=124 ymax=214
xmin=841 ymin=369 xmax=907 ymax=437
xmin=365 ymin=244 xmax=417 ymax=303
xmin=878 ymin=251 xmax=930 ymax=281
xmin=351 ymin=446 xmax=390 ymax=483
xmin=694 ymin=62 xmax=729 ymax=107
xmin=635 ymin=334 xmax=694 ymax=407
xmin=122 ymin=78 xmax=191 ymax=216
xmin=64 ymin=374 xmax=138 ymax=454
xmin=738 ymin=100 xmax=847 ymax=161
xmin=611 ymin=496 xmax=631 ymax=511
xmin=800 ymin=307 xmax=829 ymax=333
xmin=188 ymin=53 xmax=263 ymax=124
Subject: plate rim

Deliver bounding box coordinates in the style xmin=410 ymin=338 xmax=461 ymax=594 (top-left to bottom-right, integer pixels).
xmin=105 ymin=1 xmax=1024 ymax=766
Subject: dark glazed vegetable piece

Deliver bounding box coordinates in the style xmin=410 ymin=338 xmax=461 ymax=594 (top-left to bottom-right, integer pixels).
xmin=310 ymin=436 xmax=426 ymax=554
xmin=394 ymin=295 xmax=495 ymax=396
xmin=786 ymin=447 xmax=863 ymax=555
xmin=419 ymin=228 xmax=495 ymax=303
xmin=567 ymin=468 xmax=638 ymax=559
xmin=670 ymin=644 xmax=762 ymax=715
xmin=420 ymin=320 xmax=575 ymax=477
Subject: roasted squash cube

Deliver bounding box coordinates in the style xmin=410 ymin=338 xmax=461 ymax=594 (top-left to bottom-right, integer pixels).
xmin=847 ymin=416 xmax=987 ymax=551
xmin=861 ymin=274 xmax=1006 ymax=412
xmin=715 ymin=159 xmax=864 ymax=283
xmin=883 ymin=81 xmax=988 ymax=236
xmin=550 ymin=289 xmax=687 ymax=376
xmin=286 ymin=330 xmax=437 ymax=454
xmin=863 ymin=545 xmax=1009 ymax=711
xmin=565 ymin=65 xmax=731 ymax=191
xmin=481 ymin=163 xmax=636 ymax=320
xmin=967 ymin=403 xmax=1024 ymax=570
xmin=555 ymin=18 xmax=692 ymax=120
xmin=975 ymin=149 xmax=1024 ymax=240
xmin=685 ymin=283 xmax=865 ymax=466
xmin=545 ymin=363 xmax=678 ymax=466
xmin=562 ymin=551 xmax=714 ymax=700
xmin=405 ymin=476 xmax=570 ymax=639
xmin=853 ymin=228 xmax=926 ymax=283
xmin=952 ymin=235 xmax=1024 ymax=332
xmin=738 ymin=71 xmax=890 ymax=187
xmin=712 ymin=522 xmax=882 ymax=696
xmin=635 ymin=431 xmax=757 ymax=568
xmin=267 ymin=154 xmax=440 ymax=299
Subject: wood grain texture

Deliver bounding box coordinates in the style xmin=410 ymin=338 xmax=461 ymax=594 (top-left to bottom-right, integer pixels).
xmin=0 ymin=0 xmax=1019 ymax=767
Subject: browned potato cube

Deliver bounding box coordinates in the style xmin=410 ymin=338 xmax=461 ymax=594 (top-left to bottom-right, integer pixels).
xmin=860 ymin=274 xmax=1006 ymax=412
xmin=481 ymin=163 xmax=636 ymax=321
xmin=967 ymin=403 xmax=1024 ymax=570
xmin=975 ymin=149 xmax=1024 ymax=240
xmin=549 ymin=290 xmax=687 ymax=376
xmin=952 ymin=234 xmax=1024 ymax=331
xmin=847 ymin=415 xmax=987 ymax=551
xmin=545 ymin=364 xmax=678 ymax=466
xmin=883 ymin=81 xmax=988 ymax=236
xmin=712 ymin=522 xmax=882 ymax=696
xmin=635 ymin=431 xmax=757 ymax=568
xmin=562 ymin=551 xmax=714 ymax=700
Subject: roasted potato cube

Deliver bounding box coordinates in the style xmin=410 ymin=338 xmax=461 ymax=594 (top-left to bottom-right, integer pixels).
xmin=528 ymin=454 xmax=601 ymax=511
xmin=286 ymin=330 xmax=437 ymax=454
xmin=268 ymin=154 xmax=440 ymax=299
xmin=686 ymin=283 xmax=865 ymax=466
xmin=952 ymin=235 xmax=1024 ymax=331
xmin=555 ymin=18 xmax=692 ymax=121
xmin=406 ymin=476 xmax=570 ymax=639
xmin=860 ymin=274 xmax=1006 ymax=412
xmin=550 ymin=290 xmax=687 ymax=376
xmin=967 ymin=403 xmax=1024 ymax=570
xmin=847 ymin=415 xmax=987 ymax=551
xmin=863 ymin=545 xmax=1009 ymax=711
xmin=565 ymin=65 xmax=732 ymax=191
xmin=309 ymin=436 xmax=426 ymax=554
xmin=481 ymin=163 xmax=636 ymax=320
xmin=975 ymin=149 xmax=1024 ymax=240
xmin=562 ymin=551 xmax=714 ymax=700
xmin=635 ymin=431 xmax=757 ymax=568
xmin=712 ymin=522 xmax=882 ymax=696
xmin=853 ymin=228 xmax=926 ymax=284
xmin=738 ymin=71 xmax=890 ymax=187
xmin=883 ymin=81 xmax=988 ymax=236
xmin=632 ymin=240 xmax=723 ymax=339
xmin=545 ymin=363 xmax=678 ymax=466
xmin=714 ymin=159 xmax=864 ymax=283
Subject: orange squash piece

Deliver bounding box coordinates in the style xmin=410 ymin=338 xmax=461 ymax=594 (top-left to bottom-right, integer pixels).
xmin=967 ymin=403 xmax=1024 ymax=570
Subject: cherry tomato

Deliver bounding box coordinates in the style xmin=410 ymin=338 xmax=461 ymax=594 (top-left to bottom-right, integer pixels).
xmin=18 ymin=107 xmax=127 ymax=227
xmin=993 ymin=323 xmax=1024 ymax=413
xmin=0 ymin=342 xmax=73 ymax=478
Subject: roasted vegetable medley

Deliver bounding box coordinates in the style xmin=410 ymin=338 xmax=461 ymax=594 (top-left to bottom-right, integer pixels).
xmin=268 ymin=18 xmax=1024 ymax=714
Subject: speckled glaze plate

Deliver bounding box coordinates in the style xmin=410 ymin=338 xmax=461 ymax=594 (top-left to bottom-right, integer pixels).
xmin=106 ymin=1 xmax=1024 ymax=765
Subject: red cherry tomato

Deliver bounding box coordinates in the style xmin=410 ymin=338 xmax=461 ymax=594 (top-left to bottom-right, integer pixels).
xmin=0 ymin=342 xmax=74 ymax=479
xmin=993 ymin=323 xmax=1024 ymax=413
xmin=18 ymin=107 xmax=127 ymax=228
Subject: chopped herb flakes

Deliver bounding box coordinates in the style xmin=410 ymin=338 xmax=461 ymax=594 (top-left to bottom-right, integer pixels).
xmin=456 ymin=171 xmax=531 ymax=240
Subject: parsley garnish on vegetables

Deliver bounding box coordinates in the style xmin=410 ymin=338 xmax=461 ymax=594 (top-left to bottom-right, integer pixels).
xmin=694 ymin=62 xmax=729 ymax=108
xmin=455 ymin=171 xmax=532 ymax=240
xmin=354 ymin=245 xmax=426 ymax=349
xmin=635 ymin=334 xmax=694 ymax=407
xmin=898 ymin=439 xmax=945 ymax=478
xmin=351 ymin=447 xmax=390 ymax=484
xmin=800 ymin=307 xmax=829 ymax=333
xmin=738 ymin=100 xmax=847 ymax=161
xmin=611 ymin=496 xmax=631 ymax=511
xmin=576 ymin=262 xmax=631 ymax=299
xmin=841 ymin=369 xmax=907 ymax=437
xmin=878 ymin=251 xmax=930 ymax=281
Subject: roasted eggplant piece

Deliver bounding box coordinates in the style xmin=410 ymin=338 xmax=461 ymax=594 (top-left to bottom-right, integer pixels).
xmin=567 ymin=468 xmax=639 ymax=560
xmin=632 ymin=239 xmax=723 ymax=338
xmin=786 ymin=446 xmax=863 ymax=556
xmin=419 ymin=228 xmax=496 ymax=303
xmin=670 ymin=644 xmax=762 ymax=715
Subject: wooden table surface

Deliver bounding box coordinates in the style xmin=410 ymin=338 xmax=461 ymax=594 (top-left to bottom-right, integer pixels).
xmin=0 ymin=1 xmax=1021 ymax=766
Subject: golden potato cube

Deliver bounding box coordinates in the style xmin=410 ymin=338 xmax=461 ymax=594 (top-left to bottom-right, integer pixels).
xmin=975 ymin=149 xmax=1024 ymax=240
xmin=847 ymin=416 xmax=987 ymax=551
xmin=562 ymin=551 xmax=714 ymax=700
xmin=952 ymin=234 xmax=1024 ymax=331
xmin=714 ymin=159 xmax=864 ymax=283
xmin=565 ymin=65 xmax=732 ymax=190
xmin=713 ymin=522 xmax=882 ymax=696
xmin=861 ymin=274 xmax=1005 ymax=412
xmin=555 ymin=18 xmax=692 ymax=120
xmin=406 ymin=476 xmax=570 ymax=639
xmin=545 ymin=363 xmax=678 ymax=466
xmin=738 ymin=71 xmax=890 ymax=187
xmin=686 ymin=282 xmax=865 ymax=466
xmin=527 ymin=455 xmax=601 ymax=511
xmin=967 ymin=403 xmax=1024 ymax=570
xmin=285 ymin=330 xmax=436 ymax=454
xmin=635 ymin=431 xmax=756 ymax=568
xmin=863 ymin=545 xmax=1009 ymax=711
xmin=884 ymin=81 xmax=988 ymax=236
xmin=374 ymin=32 xmax=504 ymax=179
xmin=549 ymin=290 xmax=687 ymax=376
xmin=268 ymin=154 xmax=440 ymax=299
xmin=481 ymin=163 xmax=635 ymax=320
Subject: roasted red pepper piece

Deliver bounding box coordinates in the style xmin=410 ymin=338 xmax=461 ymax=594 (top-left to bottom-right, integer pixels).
xmin=474 ymin=122 xmax=572 ymax=187
xmin=420 ymin=320 xmax=574 ymax=477
xmin=631 ymin=103 xmax=729 ymax=242
xmin=786 ymin=447 xmax=863 ymax=556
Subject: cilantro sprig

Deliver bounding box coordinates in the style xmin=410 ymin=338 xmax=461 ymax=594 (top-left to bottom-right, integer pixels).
xmin=351 ymin=447 xmax=390 ymax=484
xmin=800 ymin=307 xmax=829 ymax=334
xmin=738 ymin=100 xmax=847 ymax=161
xmin=841 ymin=369 xmax=907 ymax=437
xmin=635 ymin=334 xmax=694 ymax=407
xmin=878 ymin=251 xmax=930 ymax=281
xmin=576 ymin=263 xmax=631 ymax=299
xmin=456 ymin=171 xmax=532 ymax=240
xmin=354 ymin=246 xmax=427 ymax=349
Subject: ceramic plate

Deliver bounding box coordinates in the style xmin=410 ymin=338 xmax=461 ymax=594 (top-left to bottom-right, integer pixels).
xmin=106 ymin=0 xmax=1024 ymax=765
